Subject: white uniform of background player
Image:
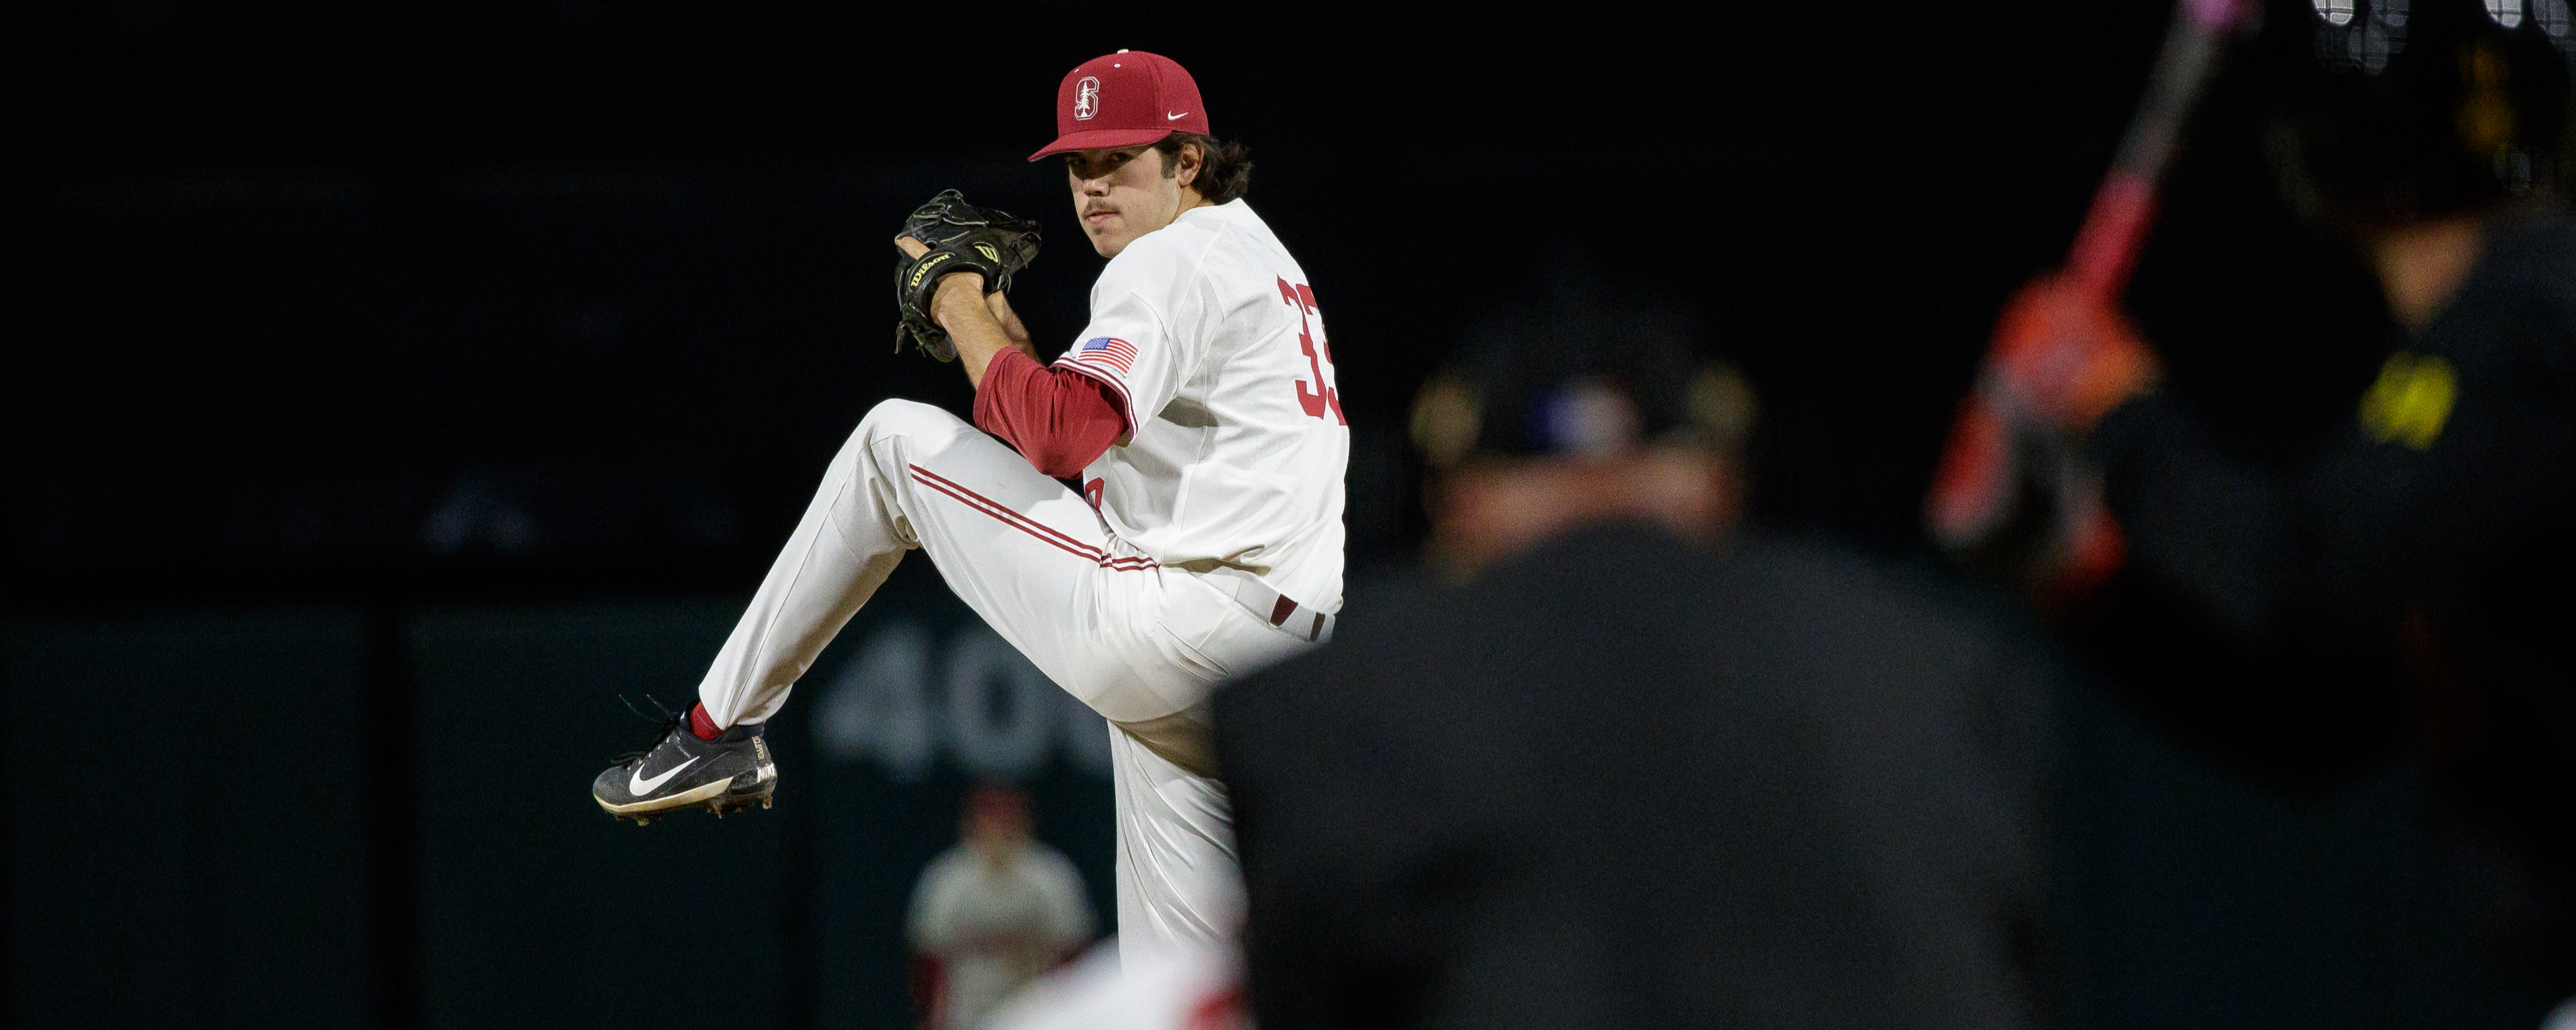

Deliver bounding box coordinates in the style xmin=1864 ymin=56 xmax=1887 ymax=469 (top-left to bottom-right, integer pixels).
xmin=908 ymin=786 xmax=1095 ymax=1029
xmin=691 ymin=49 xmax=1345 ymax=962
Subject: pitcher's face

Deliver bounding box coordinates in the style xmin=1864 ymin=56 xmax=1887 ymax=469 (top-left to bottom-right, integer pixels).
xmin=1065 ymin=144 xmax=1193 ymax=258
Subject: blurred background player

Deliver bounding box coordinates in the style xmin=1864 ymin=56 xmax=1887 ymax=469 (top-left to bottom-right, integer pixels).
xmin=907 ymin=784 xmax=1094 ymax=1030
xmin=1213 ymin=274 xmax=2057 ymax=1029
xmin=1931 ymin=0 xmax=2576 ymax=998
xmin=590 ymin=49 xmax=1347 ymax=962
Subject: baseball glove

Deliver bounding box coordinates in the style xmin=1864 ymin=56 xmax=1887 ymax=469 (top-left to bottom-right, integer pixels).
xmin=892 ymin=189 xmax=1041 ymax=362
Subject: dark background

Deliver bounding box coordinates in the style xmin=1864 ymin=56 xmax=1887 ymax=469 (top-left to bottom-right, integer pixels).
xmin=2 ymin=1 xmax=2550 ymax=1027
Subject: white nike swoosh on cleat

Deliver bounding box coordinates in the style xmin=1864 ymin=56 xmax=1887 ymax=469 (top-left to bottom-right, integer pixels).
xmin=1166 ymin=112 xmax=1189 ymax=120
xmin=629 ymin=756 xmax=700 ymax=796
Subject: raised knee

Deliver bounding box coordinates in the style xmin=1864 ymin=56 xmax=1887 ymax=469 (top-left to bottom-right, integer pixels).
xmin=857 ymin=398 xmax=965 ymax=445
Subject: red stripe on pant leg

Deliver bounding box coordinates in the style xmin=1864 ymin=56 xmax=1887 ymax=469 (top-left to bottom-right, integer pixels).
xmin=907 ymin=470 xmax=1099 ymax=558
xmin=908 ymin=464 xmax=1160 ymax=570
xmin=909 ymin=473 xmax=1107 ymax=564
xmin=908 ymin=464 xmax=1104 ymax=556
xmin=907 ymin=472 xmax=1162 ymax=571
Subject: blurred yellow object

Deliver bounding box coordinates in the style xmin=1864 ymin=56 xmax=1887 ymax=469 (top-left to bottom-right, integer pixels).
xmin=1409 ymin=374 xmax=1483 ymax=469
xmin=2359 ymin=352 xmax=2458 ymax=450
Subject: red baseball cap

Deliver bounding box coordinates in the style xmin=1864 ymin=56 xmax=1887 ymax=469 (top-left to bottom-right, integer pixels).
xmin=1027 ymin=50 xmax=1211 ymax=162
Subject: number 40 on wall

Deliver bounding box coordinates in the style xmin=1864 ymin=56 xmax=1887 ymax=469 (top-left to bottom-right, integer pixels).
xmin=812 ymin=619 xmax=1114 ymax=782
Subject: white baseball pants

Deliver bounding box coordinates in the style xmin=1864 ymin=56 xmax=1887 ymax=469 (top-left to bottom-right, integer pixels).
xmin=694 ymin=398 xmax=1314 ymax=958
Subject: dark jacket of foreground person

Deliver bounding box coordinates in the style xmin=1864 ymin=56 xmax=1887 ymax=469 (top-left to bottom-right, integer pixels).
xmin=1215 ymin=523 xmax=2053 ymax=1029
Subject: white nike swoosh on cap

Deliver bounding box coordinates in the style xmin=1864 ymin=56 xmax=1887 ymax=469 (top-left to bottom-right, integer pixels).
xmin=1166 ymin=112 xmax=1189 ymax=120
xmin=629 ymin=755 xmax=700 ymax=796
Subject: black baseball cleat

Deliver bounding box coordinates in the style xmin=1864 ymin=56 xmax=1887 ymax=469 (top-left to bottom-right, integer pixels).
xmin=592 ymin=704 xmax=777 ymax=824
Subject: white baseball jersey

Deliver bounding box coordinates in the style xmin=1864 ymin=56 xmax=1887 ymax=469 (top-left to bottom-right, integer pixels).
xmin=907 ymin=841 xmax=1096 ymax=1030
xmin=696 ymin=197 xmax=1345 ymax=968
xmin=1051 ymin=199 xmax=1349 ymax=612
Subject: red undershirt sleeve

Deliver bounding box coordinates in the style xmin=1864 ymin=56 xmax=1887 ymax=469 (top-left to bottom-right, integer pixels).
xmin=972 ymin=348 xmax=1132 ymax=479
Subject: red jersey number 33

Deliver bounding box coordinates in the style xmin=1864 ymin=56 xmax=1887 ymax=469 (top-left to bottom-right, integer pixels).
xmin=1277 ymin=277 xmax=1345 ymax=425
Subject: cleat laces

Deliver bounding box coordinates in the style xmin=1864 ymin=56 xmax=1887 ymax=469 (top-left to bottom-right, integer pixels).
xmin=611 ymin=694 xmax=688 ymax=767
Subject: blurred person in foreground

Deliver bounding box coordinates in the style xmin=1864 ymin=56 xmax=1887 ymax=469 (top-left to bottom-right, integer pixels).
xmin=908 ymin=784 xmax=1095 ymax=1030
xmin=1930 ymin=0 xmax=2576 ymax=996
xmin=1210 ymin=279 xmax=2057 ymax=1029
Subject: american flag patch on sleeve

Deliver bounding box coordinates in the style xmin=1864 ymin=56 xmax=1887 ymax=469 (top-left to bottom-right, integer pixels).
xmin=1068 ymin=336 xmax=1136 ymax=374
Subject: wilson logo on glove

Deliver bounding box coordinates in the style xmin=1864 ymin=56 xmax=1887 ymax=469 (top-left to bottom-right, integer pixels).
xmin=892 ymin=189 xmax=1043 ymax=364
xmin=908 ymin=252 xmax=954 ymax=291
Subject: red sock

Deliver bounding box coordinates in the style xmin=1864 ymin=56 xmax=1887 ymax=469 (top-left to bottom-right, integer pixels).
xmin=688 ymin=702 xmax=725 ymax=741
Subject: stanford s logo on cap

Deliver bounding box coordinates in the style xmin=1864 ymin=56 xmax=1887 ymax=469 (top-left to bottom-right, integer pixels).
xmin=1030 ymin=50 xmax=1212 ymax=161
xmin=1074 ymin=76 xmax=1100 ymax=121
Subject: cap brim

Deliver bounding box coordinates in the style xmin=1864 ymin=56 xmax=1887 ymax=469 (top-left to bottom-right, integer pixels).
xmin=1026 ymin=127 xmax=1177 ymax=162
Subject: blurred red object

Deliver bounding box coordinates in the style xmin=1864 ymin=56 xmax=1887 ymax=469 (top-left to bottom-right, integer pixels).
xmin=1927 ymin=273 xmax=2156 ymax=595
xmin=910 ymin=952 xmax=947 ymax=1030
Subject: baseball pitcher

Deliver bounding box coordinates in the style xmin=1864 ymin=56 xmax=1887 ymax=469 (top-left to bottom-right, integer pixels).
xmin=590 ymin=49 xmax=1347 ymax=958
